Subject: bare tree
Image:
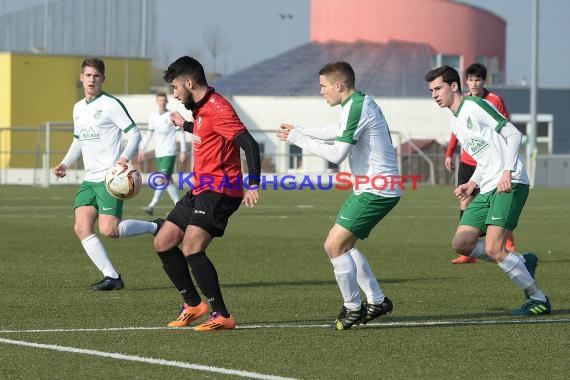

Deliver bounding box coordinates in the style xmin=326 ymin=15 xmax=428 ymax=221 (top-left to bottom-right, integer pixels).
xmin=204 ymin=26 xmax=229 ymax=76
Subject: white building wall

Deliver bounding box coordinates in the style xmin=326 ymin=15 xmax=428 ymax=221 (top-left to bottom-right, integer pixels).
xmin=118 ymin=94 xmax=453 ymax=174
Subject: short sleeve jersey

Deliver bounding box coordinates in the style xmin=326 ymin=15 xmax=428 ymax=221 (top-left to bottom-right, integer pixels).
xmin=335 ymin=92 xmax=401 ymax=197
xmin=72 ymin=92 xmax=136 ymax=182
xmin=148 ymin=110 xmax=183 ymax=157
xmin=191 ymin=91 xmax=246 ymax=197
xmin=451 ymin=96 xmax=529 ymax=193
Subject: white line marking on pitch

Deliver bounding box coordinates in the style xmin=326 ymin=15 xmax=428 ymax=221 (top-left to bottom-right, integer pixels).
xmin=0 ymin=337 xmax=297 ymax=380
xmin=238 ymin=318 xmax=570 ymax=329
xmin=1 ymin=317 xmax=569 ymax=334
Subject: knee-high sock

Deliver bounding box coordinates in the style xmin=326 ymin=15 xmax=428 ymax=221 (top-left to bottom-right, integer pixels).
xmin=119 ymin=219 xmax=157 ymax=236
xmin=81 ymin=234 xmax=118 ymax=278
xmin=349 ymin=247 xmax=384 ymax=304
xmin=331 ymin=252 xmax=361 ymax=310
xmin=166 ymin=183 xmax=180 ymax=204
xmin=148 ymin=189 xmax=164 ymax=208
xmin=468 ymin=240 xmax=494 ymax=262
xmin=186 ymin=252 xmax=229 ymax=317
xmin=156 ymin=247 xmax=201 ymax=306
xmin=497 ymin=252 xmax=546 ymax=302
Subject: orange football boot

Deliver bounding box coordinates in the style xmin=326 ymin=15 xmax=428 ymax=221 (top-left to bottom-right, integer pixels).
xmin=193 ymin=312 xmax=236 ymax=331
xmin=505 ymin=233 xmax=516 ymax=252
xmin=167 ymin=301 xmax=209 ymax=327
xmin=451 ymin=255 xmax=476 ymax=264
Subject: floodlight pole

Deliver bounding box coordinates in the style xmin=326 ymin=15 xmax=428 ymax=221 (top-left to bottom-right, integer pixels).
xmin=43 ymin=0 xmax=49 ymax=52
xmin=141 ymin=0 xmax=147 ymax=57
xmin=528 ymin=0 xmax=539 ymax=184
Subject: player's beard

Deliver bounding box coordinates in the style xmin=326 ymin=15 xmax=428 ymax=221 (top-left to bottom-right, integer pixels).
xmin=182 ymin=92 xmax=196 ymax=110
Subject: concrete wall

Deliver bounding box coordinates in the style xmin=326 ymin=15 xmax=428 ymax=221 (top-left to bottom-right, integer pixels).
xmin=534 ymin=156 xmax=570 ymax=188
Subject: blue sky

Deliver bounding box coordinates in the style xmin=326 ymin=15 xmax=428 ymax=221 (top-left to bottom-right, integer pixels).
xmin=456 ymin=0 xmax=569 ymax=87
xmin=3 ymin=0 xmax=569 ymax=87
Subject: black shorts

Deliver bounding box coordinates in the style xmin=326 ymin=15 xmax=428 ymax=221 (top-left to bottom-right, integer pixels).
xmin=457 ymin=162 xmax=480 ymax=196
xmin=166 ymin=191 xmax=242 ymax=237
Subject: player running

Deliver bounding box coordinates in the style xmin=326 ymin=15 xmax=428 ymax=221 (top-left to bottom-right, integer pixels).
xmin=53 ymin=58 xmax=159 ymax=291
xmin=426 ymin=65 xmax=550 ymax=315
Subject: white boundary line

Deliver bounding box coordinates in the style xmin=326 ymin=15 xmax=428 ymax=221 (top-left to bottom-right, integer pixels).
xmin=1 ymin=317 xmax=569 ymax=334
xmin=1 ymin=319 xmax=567 ymax=378
xmin=0 ymin=337 xmax=297 ymax=380
xmin=238 ymin=317 xmax=570 ymax=329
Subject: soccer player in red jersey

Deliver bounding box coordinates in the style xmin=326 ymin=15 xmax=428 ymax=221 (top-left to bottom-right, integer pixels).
xmin=445 ymin=63 xmax=516 ymax=264
xmin=153 ymin=56 xmax=261 ymax=331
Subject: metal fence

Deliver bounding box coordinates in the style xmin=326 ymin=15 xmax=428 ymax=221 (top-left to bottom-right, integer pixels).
xmin=6 ymin=124 xmax=567 ymax=188
xmin=0 ymin=124 xmax=456 ymax=188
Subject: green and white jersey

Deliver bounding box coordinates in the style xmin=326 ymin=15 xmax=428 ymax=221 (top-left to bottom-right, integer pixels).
xmin=336 ymin=92 xmax=400 ymax=197
xmin=141 ymin=110 xmax=185 ymax=157
xmin=451 ymin=96 xmax=529 ymax=193
xmin=73 ymin=92 xmax=137 ymax=182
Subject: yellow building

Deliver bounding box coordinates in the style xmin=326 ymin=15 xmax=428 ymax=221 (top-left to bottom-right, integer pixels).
xmin=0 ymin=53 xmax=151 ymax=168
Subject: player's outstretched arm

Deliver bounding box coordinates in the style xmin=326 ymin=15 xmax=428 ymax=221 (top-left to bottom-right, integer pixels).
xmin=287 ymin=128 xmax=351 ymax=165
xmin=296 ymin=124 xmax=338 ymax=141
xmin=54 ymin=138 xmax=81 ymax=177
xmin=277 ymin=123 xmax=294 ymax=141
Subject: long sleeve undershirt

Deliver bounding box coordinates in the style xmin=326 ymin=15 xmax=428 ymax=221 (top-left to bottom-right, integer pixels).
xmin=120 ymin=127 xmax=142 ymax=161
xmin=294 ymin=124 xmax=338 ymax=141
xmin=469 ymin=122 xmax=522 ymax=186
xmin=287 ymin=128 xmax=352 ymax=165
xmin=61 ymin=138 xmax=82 ymax=167
xmin=234 ymin=130 xmax=261 ymax=185
xmin=500 ymin=122 xmax=522 ymax=171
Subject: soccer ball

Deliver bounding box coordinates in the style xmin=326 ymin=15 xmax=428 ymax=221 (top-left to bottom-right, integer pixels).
xmin=105 ymin=162 xmax=142 ymax=200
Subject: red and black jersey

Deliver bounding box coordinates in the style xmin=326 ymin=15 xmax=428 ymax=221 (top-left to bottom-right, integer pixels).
xmin=190 ymin=88 xmax=246 ymax=197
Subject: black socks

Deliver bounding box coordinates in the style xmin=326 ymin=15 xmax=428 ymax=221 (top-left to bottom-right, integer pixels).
xmin=186 ymin=251 xmax=230 ymax=317
xmin=156 ymin=247 xmax=201 ymax=306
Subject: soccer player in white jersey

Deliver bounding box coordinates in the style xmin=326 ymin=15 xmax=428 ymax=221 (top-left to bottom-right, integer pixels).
xmin=278 ymin=61 xmax=401 ymax=330
xmin=53 ymin=58 xmax=160 ymax=291
xmin=425 ymin=65 xmax=551 ymax=315
xmin=138 ymin=92 xmax=187 ymax=215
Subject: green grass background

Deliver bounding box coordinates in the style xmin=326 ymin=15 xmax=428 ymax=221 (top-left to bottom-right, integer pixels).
xmin=0 ymin=185 xmax=568 ymax=379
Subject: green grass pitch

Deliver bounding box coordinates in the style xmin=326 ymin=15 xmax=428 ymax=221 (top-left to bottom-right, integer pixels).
xmin=0 ymin=185 xmax=568 ymax=379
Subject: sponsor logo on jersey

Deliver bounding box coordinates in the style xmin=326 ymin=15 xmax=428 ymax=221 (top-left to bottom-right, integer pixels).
xmin=465 ymin=138 xmax=488 ymax=156
xmin=79 ymin=127 xmax=100 ymax=141
xmin=192 ymin=135 xmax=202 ymax=146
